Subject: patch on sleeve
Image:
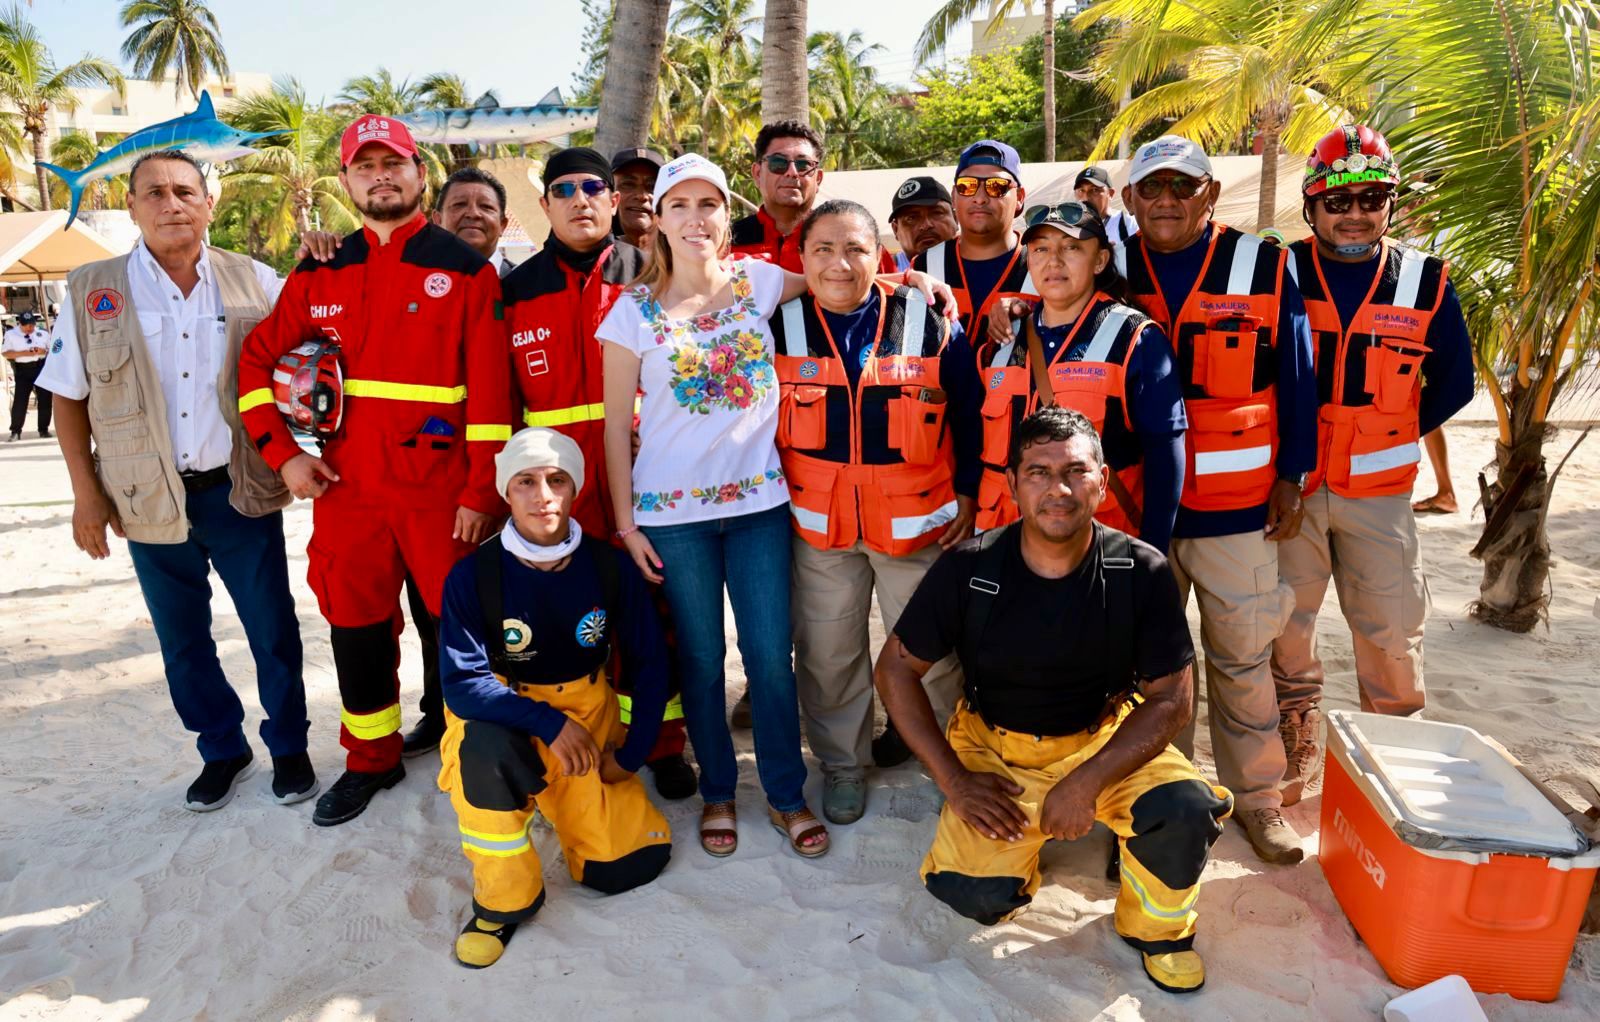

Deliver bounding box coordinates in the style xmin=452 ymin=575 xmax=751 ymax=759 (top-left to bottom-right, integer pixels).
xmin=255 ymin=431 xmax=273 ymax=451
xmin=86 ymin=288 xmax=124 ymax=320
xmin=51 ymin=337 xmax=64 ymax=354
xmin=493 ymin=300 xmax=504 ymax=322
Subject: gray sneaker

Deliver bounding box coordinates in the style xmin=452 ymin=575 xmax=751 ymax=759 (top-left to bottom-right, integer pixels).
xmin=822 ymin=773 xmax=867 ymax=825
xmin=1239 ymin=806 xmax=1305 ymax=864
xmin=1279 ymin=707 xmax=1325 ymax=807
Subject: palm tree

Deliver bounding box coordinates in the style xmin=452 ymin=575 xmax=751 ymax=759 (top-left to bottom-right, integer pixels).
xmin=118 ymin=0 xmax=229 ymax=102
xmin=222 ymin=78 xmax=357 ymax=256
xmin=595 ymin=0 xmax=671 ymax=153
xmin=671 ymin=0 xmax=760 ymax=53
xmin=337 ymin=68 xmax=421 ymax=116
xmin=1075 ymin=0 xmax=1368 ymax=231
xmin=760 ymin=0 xmax=809 ymax=124
xmin=916 ymin=0 xmax=1059 ymax=160
xmin=0 ymin=9 xmax=124 ymax=210
xmin=414 ymin=72 xmax=501 ymax=169
xmin=808 ymin=30 xmax=893 ymax=169
xmin=46 ymin=131 xmax=126 ymax=211
xmin=1352 ymin=0 xmax=1600 ymax=631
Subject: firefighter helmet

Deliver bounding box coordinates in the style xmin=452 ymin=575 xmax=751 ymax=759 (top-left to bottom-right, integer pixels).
xmin=273 ymin=338 xmax=344 ymax=437
xmin=1304 ymin=125 xmax=1400 ymax=197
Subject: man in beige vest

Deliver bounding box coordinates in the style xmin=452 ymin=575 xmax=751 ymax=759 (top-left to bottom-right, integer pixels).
xmin=38 ymin=149 xmax=315 ymax=812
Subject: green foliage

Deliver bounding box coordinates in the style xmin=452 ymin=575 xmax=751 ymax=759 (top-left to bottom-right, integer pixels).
xmin=905 ymin=48 xmax=1042 ymax=165
xmin=118 ymin=0 xmax=228 ymax=102
xmin=47 ymin=131 xmax=124 ymax=210
xmin=1016 ymin=15 xmax=1117 ymax=160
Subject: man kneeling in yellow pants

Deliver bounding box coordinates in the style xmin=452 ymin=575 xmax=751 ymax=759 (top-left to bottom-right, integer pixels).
xmin=875 ymin=407 xmax=1232 ymax=993
xmin=437 ymin=428 xmax=672 ymax=967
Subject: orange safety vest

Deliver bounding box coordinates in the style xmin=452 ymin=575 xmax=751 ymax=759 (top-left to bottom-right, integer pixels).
xmin=918 ymin=239 xmax=1038 ymax=341
xmin=1289 ymin=239 xmax=1446 ymax=498
xmin=772 ymin=283 xmax=959 ymax=556
xmin=1117 ymin=225 xmax=1285 ymax=512
xmin=975 ymin=293 xmax=1153 ymax=535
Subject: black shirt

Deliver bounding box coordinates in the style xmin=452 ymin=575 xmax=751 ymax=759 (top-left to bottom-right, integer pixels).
xmin=894 ymin=523 xmax=1194 ymax=736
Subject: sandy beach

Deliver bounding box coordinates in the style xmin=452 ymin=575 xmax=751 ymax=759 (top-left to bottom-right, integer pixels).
xmin=2 ymin=419 xmax=1598 ymax=1021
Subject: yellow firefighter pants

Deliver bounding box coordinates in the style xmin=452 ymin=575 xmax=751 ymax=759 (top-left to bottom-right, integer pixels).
xmin=436 ymin=669 xmax=672 ymax=923
xmin=921 ymin=702 xmax=1232 ymax=953
xmin=1271 ymin=487 xmax=1429 ymax=716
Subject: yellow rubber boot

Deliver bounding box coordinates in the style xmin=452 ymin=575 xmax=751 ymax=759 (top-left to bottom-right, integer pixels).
xmin=454 ymin=916 xmax=519 ymax=969
xmin=1141 ymin=949 xmax=1206 ymax=993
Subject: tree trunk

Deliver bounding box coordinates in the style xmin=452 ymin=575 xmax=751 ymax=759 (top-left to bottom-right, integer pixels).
xmin=1255 ymin=114 xmax=1282 ymax=233
xmin=1117 ymin=84 xmax=1132 ymax=159
xmin=1472 ymin=430 xmax=1551 ymax=632
xmin=1042 ymin=0 xmax=1056 ymax=161
xmin=31 ymin=131 xmax=51 ymax=212
xmin=761 ymin=0 xmax=810 ymax=124
xmin=595 ymin=0 xmax=672 ymax=154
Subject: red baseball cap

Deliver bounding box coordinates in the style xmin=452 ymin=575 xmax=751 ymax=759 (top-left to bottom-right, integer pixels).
xmin=340 ymin=114 xmax=418 ymax=166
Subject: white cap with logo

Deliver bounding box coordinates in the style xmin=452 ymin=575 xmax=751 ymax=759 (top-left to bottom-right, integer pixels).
xmin=1127 ymin=135 xmax=1214 ymax=185
xmin=653 ymin=153 xmax=732 ymax=207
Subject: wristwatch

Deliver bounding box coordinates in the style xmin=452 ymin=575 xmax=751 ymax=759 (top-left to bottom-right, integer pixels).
xmin=1279 ymin=472 xmax=1308 ymax=488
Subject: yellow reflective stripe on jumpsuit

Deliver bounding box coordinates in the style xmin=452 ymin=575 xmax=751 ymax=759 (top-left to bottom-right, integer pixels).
xmin=341 ymin=704 xmax=402 ymax=740
xmin=920 ymin=701 xmax=1231 ymax=953
xmin=616 ymin=692 xmax=685 ymax=725
xmin=459 ymin=822 xmax=534 ymax=858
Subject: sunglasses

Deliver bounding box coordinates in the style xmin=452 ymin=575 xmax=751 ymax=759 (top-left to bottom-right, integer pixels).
xmin=548 ymin=179 xmax=610 ymax=200
xmin=763 ymin=154 xmax=819 ymax=175
xmin=1133 ymin=175 xmax=1211 ymax=200
xmin=1023 ymin=201 xmax=1094 ymax=228
xmin=953 ymin=176 xmax=1016 ymax=198
xmin=1316 ymin=189 xmax=1393 ymax=214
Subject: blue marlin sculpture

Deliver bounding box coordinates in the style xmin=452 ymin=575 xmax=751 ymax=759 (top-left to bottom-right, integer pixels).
xmin=39 ymin=91 xmax=281 ymax=229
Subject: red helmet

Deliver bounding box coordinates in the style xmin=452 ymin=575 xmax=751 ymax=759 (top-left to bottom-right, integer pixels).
xmin=1304 ymin=125 xmax=1400 ymax=197
xmin=273 ymin=338 xmax=343 ymax=437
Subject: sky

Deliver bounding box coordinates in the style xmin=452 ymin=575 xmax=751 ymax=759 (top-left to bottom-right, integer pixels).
xmin=28 ymin=0 xmax=975 ymax=106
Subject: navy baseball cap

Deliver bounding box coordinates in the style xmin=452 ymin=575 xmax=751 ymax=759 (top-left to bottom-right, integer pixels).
xmin=956 ymin=140 xmax=1022 ymax=183
xmin=18 ymin=311 xmax=38 ymax=324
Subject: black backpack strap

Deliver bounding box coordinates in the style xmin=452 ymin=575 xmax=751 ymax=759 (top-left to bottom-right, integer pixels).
xmin=473 ymin=534 xmax=508 ymax=676
xmin=1099 ymin=526 xmax=1137 ymax=701
xmin=960 ymin=524 xmax=1014 ymax=722
xmin=581 ymin=533 xmax=623 ymax=641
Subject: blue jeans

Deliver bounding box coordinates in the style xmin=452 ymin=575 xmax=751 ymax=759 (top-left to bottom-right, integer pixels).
xmin=643 ymin=504 xmax=807 ymax=811
xmin=127 ymin=481 xmax=308 ymax=762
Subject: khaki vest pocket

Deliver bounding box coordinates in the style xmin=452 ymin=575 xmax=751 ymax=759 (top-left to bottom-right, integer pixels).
xmin=86 ymin=345 xmax=142 ymax=421
xmin=99 ymin=453 xmax=179 ymax=527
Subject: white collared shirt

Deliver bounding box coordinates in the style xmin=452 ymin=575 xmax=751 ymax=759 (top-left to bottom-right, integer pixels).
xmin=2 ymin=325 xmax=50 ymax=363
xmin=37 ymin=242 xmax=283 ymax=473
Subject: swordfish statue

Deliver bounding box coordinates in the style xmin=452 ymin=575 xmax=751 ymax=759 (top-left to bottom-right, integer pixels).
xmin=38 ymin=90 xmax=281 ymax=229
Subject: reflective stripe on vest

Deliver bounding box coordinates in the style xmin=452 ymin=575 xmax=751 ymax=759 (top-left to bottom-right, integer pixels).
xmin=1227 ymin=233 xmax=1263 ymax=296
xmin=1194 ymin=443 xmax=1273 ymax=477
xmin=1393 ymin=246 xmax=1427 ymax=309
xmin=1350 ymin=440 xmax=1421 ymax=477
xmin=344 ymin=379 xmax=466 ymax=403
xmin=781 ymin=298 xmax=809 ymax=358
xmin=790 ymin=502 xmax=829 ymax=537
xmin=892 ymin=499 xmax=959 ymax=540
xmin=925 ymin=242 xmax=949 ymax=284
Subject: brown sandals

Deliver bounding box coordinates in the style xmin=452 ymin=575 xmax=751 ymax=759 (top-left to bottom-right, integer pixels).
xmin=769 ymin=806 xmax=830 ymax=858
xmin=700 ymin=800 xmax=738 ymax=857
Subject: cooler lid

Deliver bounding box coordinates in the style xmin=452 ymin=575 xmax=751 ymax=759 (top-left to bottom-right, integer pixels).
xmin=1327 ymin=711 xmax=1588 ymax=857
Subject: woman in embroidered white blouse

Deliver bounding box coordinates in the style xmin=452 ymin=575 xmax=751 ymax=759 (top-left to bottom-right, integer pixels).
xmin=598 ymin=153 xmax=953 ymax=861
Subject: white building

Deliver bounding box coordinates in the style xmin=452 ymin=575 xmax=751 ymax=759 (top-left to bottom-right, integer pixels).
xmin=46 ymin=71 xmax=274 ymax=147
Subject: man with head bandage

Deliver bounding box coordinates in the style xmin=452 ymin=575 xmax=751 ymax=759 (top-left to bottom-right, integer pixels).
xmin=434 ymin=427 xmax=673 ymax=969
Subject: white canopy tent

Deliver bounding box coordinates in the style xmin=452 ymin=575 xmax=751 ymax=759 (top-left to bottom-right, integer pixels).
xmin=0 ymin=210 xmax=122 ymax=285
xmin=817 ymin=154 xmax=1312 ymax=253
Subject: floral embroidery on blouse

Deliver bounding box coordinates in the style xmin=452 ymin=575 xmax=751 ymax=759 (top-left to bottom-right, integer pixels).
xmin=633 ymin=489 xmax=686 ymax=512
xmin=630 ymin=259 xmax=760 ymax=348
xmin=689 ymin=469 xmax=785 ymax=506
xmin=667 ymin=327 xmax=776 ymax=414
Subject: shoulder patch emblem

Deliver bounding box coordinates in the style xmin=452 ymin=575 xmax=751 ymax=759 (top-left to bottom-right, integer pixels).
xmin=51 ymin=337 xmax=64 ymax=354
xmin=989 ymin=369 xmax=1006 ymax=389
xmin=798 ymin=360 xmax=819 ymax=379
xmin=503 ymin=619 xmax=533 ymax=655
xmin=576 ymin=608 xmax=607 ymax=648
xmin=86 ymin=288 xmax=124 ymax=320
xmin=424 ymin=272 xmax=452 ymax=298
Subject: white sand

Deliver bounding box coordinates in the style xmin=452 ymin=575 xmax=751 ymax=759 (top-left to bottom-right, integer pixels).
xmin=3 ymin=422 xmax=1598 ymax=1021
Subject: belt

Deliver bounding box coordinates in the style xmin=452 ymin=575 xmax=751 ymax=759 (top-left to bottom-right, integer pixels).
xmin=179 ymin=466 xmax=230 ymax=492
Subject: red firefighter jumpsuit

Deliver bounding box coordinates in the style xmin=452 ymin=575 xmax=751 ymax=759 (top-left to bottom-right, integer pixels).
xmin=239 ymin=213 xmax=513 ymax=772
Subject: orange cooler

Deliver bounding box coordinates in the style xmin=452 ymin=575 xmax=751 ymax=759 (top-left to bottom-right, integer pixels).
xmin=1321 ymin=711 xmax=1599 ymax=1002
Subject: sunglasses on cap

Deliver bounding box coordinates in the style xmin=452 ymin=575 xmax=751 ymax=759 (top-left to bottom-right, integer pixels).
xmin=1132 ymin=175 xmax=1211 ymax=200
xmin=1022 ymin=201 xmax=1095 ymax=228
xmin=548 ymin=179 xmax=610 ymax=200
xmin=1315 ymin=188 xmax=1394 ymax=214
xmin=953 ymin=176 xmax=1016 ymax=198
xmin=763 ymin=154 xmax=819 ymax=175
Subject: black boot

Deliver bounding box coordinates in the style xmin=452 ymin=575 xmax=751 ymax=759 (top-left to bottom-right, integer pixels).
xmin=647 ymin=753 xmax=697 ymax=800
xmin=871 ymin=720 xmax=914 ymax=768
xmin=402 ymin=714 xmax=446 ymax=758
xmin=184 ymin=751 xmax=255 ymax=811
xmin=271 ymin=752 xmax=320 ymax=805
xmin=312 ymin=766 xmax=405 ymax=827
xmin=729 ymin=688 xmax=752 ymax=729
